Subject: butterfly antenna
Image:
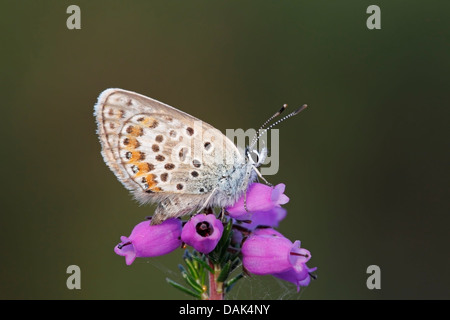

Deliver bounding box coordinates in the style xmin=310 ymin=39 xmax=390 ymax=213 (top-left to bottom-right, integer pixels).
xmin=249 ymin=104 xmax=308 ymax=150
xmin=249 ymin=104 xmax=289 ymax=149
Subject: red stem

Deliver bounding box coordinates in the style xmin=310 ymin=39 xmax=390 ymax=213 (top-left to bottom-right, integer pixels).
xmin=208 ymin=260 xmax=224 ymax=300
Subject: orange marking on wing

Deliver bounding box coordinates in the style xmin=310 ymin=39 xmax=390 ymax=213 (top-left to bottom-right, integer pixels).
xmin=125 ymin=124 xmax=143 ymax=136
xmin=141 ymin=117 xmax=158 ymax=128
xmin=129 ymin=126 xmax=143 ymax=137
xmin=127 ymin=151 xmax=142 ymax=162
xmin=147 ymin=174 xmax=156 ymax=188
xmin=146 ymin=173 xmax=161 ymax=192
xmin=133 ymin=163 xmax=150 ymax=177
xmin=138 ymin=164 xmax=147 ymax=174
xmin=141 ymin=117 xmax=151 ymax=125
xmin=125 ymin=137 xmax=140 ymax=150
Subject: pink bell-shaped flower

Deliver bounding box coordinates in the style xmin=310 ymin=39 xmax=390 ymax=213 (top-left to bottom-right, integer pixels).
xmin=181 ymin=214 xmax=224 ymax=254
xmin=114 ymin=218 xmax=182 ymax=265
xmin=226 ymin=183 xmax=289 ymax=218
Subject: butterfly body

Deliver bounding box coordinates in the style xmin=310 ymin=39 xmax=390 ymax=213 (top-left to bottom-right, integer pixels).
xmin=94 ymin=89 xmax=257 ymax=224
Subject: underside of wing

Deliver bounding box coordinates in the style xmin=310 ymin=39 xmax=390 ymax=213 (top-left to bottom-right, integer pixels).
xmin=94 ymin=88 xmax=243 ymax=208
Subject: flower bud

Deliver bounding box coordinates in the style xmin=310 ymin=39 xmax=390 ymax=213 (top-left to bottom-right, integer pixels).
xmin=114 ymin=218 xmax=182 ymax=265
xmin=226 ymin=183 xmax=289 ymax=218
xmin=242 ymin=233 xmax=308 ymax=275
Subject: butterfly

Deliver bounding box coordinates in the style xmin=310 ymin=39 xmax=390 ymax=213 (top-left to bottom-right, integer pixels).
xmin=94 ymin=89 xmax=306 ymax=224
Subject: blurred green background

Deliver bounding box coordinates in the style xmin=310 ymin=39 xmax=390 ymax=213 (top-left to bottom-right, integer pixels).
xmin=1 ymin=0 xmax=449 ymax=299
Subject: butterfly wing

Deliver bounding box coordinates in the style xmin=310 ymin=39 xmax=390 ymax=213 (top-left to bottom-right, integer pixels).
xmin=94 ymin=88 xmax=243 ymax=223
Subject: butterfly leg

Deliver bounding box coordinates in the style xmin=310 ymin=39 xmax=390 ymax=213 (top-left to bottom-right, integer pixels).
xmin=240 ymin=165 xmax=272 ymax=213
xmin=218 ymin=207 xmax=226 ymax=220
xmin=243 ymin=190 xmax=249 ymax=212
xmin=252 ymin=165 xmax=273 ymax=186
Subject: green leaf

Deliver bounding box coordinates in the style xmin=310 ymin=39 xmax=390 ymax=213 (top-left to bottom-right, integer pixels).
xmin=229 ymin=257 xmax=242 ymax=273
xmin=191 ymin=255 xmax=214 ymax=273
xmin=217 ymin=260 xmax=231 ymax=283
xmin=198 ymin=267 xmax=205 ymax=287
xmin=184 ymin=255 xmax=199 ymax=279
xmin=210 ymin=219 xmax=233 ymax=265
xmin=166 ymin=278 xmax=202 ymax=299
xmin=182 ymin=249 xmax=192 ymax=260
xmin=219 ymin=237 xmax=232 ymax=265
xmin=221 ymin=220 xmax=233 ymax=244
xmin=201 ymin=266 xmax=207 ymax=286
xmin=225 ymin=273 xmax=244 ymax=293
xmin=178 ymin=264 xmax=187 ymax=273
xmin=181 ymin=271 xmax=204 ymax=294
xmin=214 ymin=220 xmax=232 ymax=253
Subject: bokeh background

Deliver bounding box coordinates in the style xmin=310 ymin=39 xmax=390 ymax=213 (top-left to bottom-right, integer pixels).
xmin=1 ymin=0 xmax=449 ymax=299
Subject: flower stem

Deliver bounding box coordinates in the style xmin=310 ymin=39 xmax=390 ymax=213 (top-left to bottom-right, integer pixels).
xmin=208 ymin=260 xmax=224 ymax=300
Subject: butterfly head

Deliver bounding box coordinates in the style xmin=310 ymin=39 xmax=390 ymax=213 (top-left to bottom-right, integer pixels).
xmin=246 ymin=103 xmax=308 ymax=170
xmin=245 ymin=145 xmax=267 ymax=168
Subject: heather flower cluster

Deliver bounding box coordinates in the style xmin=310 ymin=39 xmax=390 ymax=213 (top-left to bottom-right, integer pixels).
xmin=114 ymin=183 xmax=316 ymax=299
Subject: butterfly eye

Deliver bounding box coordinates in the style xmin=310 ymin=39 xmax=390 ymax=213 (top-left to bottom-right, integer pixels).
xmin=244 ymin=147 xmax=253 ymax=161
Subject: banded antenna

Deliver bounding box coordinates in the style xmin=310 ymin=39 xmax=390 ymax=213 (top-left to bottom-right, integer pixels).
xmin=249 ymin=104 xmax=289 ymax=149
xmin=249 ymin=103 xmax=308 ymax=151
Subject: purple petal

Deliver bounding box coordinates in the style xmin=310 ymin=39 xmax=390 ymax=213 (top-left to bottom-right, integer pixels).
xmin=114 ymin=237 xmax=137 ymax=266
xmin=181 ymin=214 xmax=224 ymax=254
xmin=226 ymin=183 xmax=290 ymax=218
xmin=238 ymin=207 xmax=287 ymax=230
xmin=241 ymin=235 xmax=294 ymax=275
xmin=273 ymin=265 xmax=309 ymax=292
xmin=289 ymin=240 xmax=311 ymax=265
xmin=271 ymin=184 xmax=285 ymax=201
xmin=273 ymin=243 xmax=315 ymax=292
xmin=226 ymin=183 xmax=274 ymax=217
xmin=114 ymin=219 xmax=182 ymax=265
xmin=271 ymin=184 xmax=290 ymax=206
xmin=252 ymin=228 xmax=285 ymax=237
